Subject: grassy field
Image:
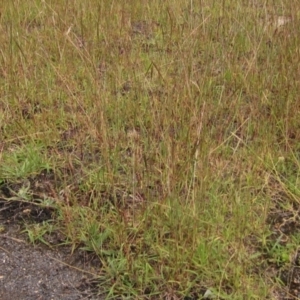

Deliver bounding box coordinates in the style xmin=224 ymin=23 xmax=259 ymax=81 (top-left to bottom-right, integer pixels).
xmin=1 ymin=0 xmax=300 ymax=299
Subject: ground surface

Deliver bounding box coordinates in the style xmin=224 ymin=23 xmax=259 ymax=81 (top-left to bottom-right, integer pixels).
xmin=0 ymin=206 xmax=102 ymax=300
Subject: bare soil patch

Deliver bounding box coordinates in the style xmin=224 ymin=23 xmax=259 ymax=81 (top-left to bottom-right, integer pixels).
xmin=265 ymin=188 xmax=300 ymax=300
xmin=0 ymin=176 xmax=103 ymax=300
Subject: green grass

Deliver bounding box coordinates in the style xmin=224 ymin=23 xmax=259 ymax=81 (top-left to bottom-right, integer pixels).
xmin=1 ymin=0 xmax=300 ymax=298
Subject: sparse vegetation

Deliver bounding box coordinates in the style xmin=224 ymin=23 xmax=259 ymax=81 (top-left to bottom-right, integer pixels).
xmin=1 ymin=1 xmax=300 ymax=299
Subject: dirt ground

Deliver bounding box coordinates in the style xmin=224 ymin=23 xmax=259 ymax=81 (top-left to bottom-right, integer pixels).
xmin=0 ymin=203 xmax=103 ymax=300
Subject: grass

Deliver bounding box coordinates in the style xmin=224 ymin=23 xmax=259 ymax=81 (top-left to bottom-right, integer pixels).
xmin=1 ymin=0 xmax=300 ymax=298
